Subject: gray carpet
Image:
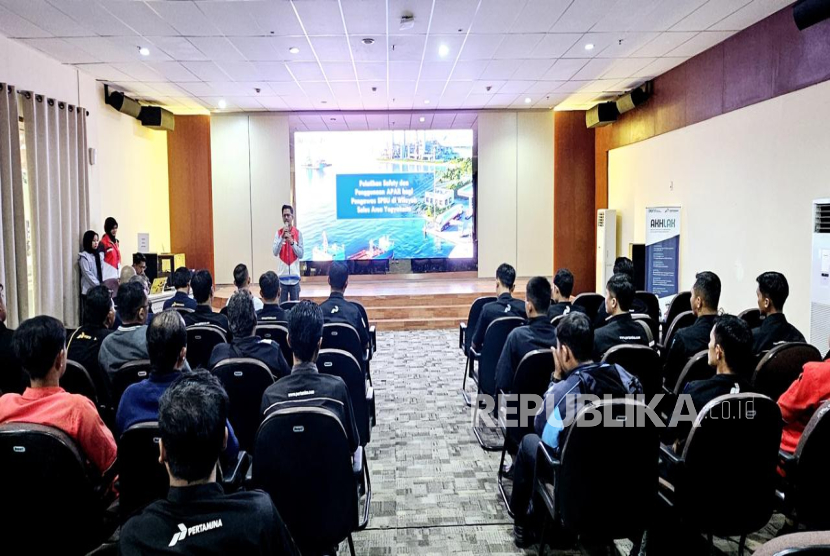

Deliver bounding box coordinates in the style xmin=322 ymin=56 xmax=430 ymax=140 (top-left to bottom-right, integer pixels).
xmin=341 ymin=329 xmax=785 ymax=555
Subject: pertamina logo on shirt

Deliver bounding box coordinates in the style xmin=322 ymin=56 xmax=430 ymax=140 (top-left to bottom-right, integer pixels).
xmin=168 ymin=519 xmax=224 ymax=547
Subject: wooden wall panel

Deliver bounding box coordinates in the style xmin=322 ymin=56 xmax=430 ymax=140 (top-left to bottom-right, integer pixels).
xmin=553 ymin=111 xmax=595 ymax=294
xmin=167 ymin=115 xmax=214 ymax=276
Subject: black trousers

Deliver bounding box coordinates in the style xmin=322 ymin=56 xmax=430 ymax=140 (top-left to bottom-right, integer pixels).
xmin=510 ymin=433 xmax=542 ymax=525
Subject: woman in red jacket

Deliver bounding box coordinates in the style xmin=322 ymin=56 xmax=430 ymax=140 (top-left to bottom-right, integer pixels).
xmin=99 ymin=216 xmax=121 ymax=281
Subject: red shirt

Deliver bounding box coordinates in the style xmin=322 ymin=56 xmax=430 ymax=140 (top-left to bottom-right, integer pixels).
xmin=0 ymin=387 xmax=117 ymax=475
xmin=779 ymin=360 xmax=830 ymax=453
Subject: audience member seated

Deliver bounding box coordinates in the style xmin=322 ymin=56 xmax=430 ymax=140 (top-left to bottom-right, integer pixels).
xmin=592 ymin=273 xmax=648 ymax=360
xmin=182 ymin=270 xmax=230 ymax=333
xmin=496 ymin=276 xmax=557 ymax=396
xmin=663 ymin=271 xmax=721 ymax=387
xmin=256 ymin=271 xmax=287 ymax=323
xmin=753 ymin=271 xmax=805 ymax=354
xmin=0 ymin=315 xmax=117 ymax=482
xmin=0 ymin=283 xmax=25 ymax=395
xmin=663 ymin=315 xmax=752 ymax=449
xmin=99 ymin=282 xmax=150 ymax=374
xmin=260 ymin=300 xmax=359 ymax=454
xmin=67 ymin=285 xmax=116 ymax=408
xmin=209 ymin=290 xmax=289 ymax=379
xmin=113 ymin=273 xmax=153 ymax=330
xmin=471 ymin=263 xmax=527 ymax=351
xmin=509 ymin=312 xmax=643 ymax=547
xmin=226 ymin=263 xmax=264 ymax=312
xmin=547 ymin=269 xmax=580 ymax=318
xmin=116 ymin=311 xmax=239 ymax=459
xmin=119 ymin=265 xmax=135 ymax=287
xmin=593 ymin=257 xmax=648 ymax=327
xmin=119 ymin=371 xmax=298 ymax=555
xmin=778 ymin=339 xmax=830 ymax=454
xmin=319 ymin=262 xmax=370 ymax=352
xmin=163 ymin=267 xmax=197 ymax=311
xmin=132 ymin=252 xmax=147 ymax=277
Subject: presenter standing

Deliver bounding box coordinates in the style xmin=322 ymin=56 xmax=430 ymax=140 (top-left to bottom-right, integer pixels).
xmin=273 ymin=204 xmax=304 ymax=302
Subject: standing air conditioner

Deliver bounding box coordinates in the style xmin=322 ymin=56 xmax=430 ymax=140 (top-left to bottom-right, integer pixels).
xmin=810 ymin=199 xmax=830 ymax=351
xmin=596 ymin=209 xmax=617 ymax=294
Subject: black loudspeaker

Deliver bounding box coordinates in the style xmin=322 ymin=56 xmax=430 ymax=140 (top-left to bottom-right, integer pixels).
xmin=793 ymin=0 xmax=830 ymax=30
xmin=107 ymin=91 xmax=141 ymax=118
xmin=630 ymin=244 xmax=646 ymax=291
xmin=616 ymin=87 xmax=650 ymax=114
xmin=143 ymin=253 xmax=159 ymax=282
xmin=586 ymin=102 xmax=618 ymax=128
xmin=138 ymin=106 xmax=175 ymax=131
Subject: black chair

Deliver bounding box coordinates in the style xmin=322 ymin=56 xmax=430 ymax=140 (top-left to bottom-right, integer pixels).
xmin=497 ymin=349 xmax=553 ymax=515
xmin=571 ymin=292 xmax=604 ymax=320
xmin=550 ymin=314 xmax=565 ymax=326
xmin=602 ymin=344 xmax=662 ymax=400
xmin=468 ymin=316 xmax=525 ymax=450
xmin=778 ymin=400 xmax=830 ymax=530
xmin=173 ymin=307 xmax=194 ymax=317
xmin=0 ymin=423 xmax=113 ymax=554
xmin=317 ymin=348 xmax=373 ymax=445
xmin=754 ymin=531 xmax=830 ymax=556
xmin=670 ymin=350 xmax=713 ymax=395
xmin=322 ymin=322 xmax=372 ymax=385
xmin=658 ymin=394 xmax=782 ymax=556
xmin=753 ymin=342 xmax=821 ymax=403
xmin=663 ymin=291 xmax=691 ymax=332
xmin=535 ymin=399 xmax=659 ymax=554
xmin=738 ymin=307 xmax=764 ymax=330
xmin=631 ymin=313 xmax=657 ymax=345
xmin=660 ymin=310 xmax=695 ymax=349
xmin=353 ymin=301 xmax=377 ymax=354
xmin=62 ymin=359 xmax=98 ymax=406
xmin=253 ymin=407 xmax=370 ymax=556
xmin=186 ymin=324 xmax=227 ymax=369
xmin=280 ymin=300 xmax=301 ymax=311
xmin=255 ymin=322 xmax=292 ymax=366
xmin=219 ymin=305 xmax=229 ymax=316
xmin=111 ymin=359 xmax=152 ymax=409
xmin=117 ymin=421 xmax=168 ymax=521
xmin=635 ymin=290 xmax=660 ymax=323
xmin=212 ymin=358 xmax=275 ymax=453
xmin=460 ymin=296 xmax=497 ymax=402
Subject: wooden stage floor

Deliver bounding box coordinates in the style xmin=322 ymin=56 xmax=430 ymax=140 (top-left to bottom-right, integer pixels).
xmin=214 ymin=271 xmax=528 ymax=331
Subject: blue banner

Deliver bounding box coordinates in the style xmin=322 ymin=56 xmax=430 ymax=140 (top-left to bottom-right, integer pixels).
xmin=646 ymin=235 xmax=680 ymax=298
xmin=336 ymin=173 xmax=433 ymax=219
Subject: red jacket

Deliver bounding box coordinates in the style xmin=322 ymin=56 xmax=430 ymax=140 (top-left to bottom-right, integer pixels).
xmin=779 ymin=359 xmax=830 ymax=453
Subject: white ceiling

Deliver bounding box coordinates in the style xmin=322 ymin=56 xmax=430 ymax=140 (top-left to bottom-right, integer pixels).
xmin=0 ymin=0 xmax=793 ymax=117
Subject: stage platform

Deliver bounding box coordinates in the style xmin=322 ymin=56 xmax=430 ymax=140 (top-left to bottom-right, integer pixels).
xmin=214 ymin=271 xmax=529 ymax=331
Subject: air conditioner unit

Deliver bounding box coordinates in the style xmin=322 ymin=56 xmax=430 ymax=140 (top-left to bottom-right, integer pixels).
xmin=810 ymin=199 xmax=830 ymax=351
xmin=596 ymin=209 xmax=617 ymax=294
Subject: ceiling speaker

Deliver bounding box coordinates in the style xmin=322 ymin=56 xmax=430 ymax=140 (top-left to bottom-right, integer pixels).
xmin=138 ymin=106 xmax=175 ymax=131
xmin=793 ymin=0 xmax=830 ymax=30
xmin=616 ymin=86 xmax=650 ymax=114
xmin=107 ymin=90 xmax=141 ymax=118
xmin=586 ymin=102 xmax=618 ymax=128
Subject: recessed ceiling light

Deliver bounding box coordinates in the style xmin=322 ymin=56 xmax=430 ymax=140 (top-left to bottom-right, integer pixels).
xmin=138 ymin=46 xmax=150 ymax=56
xmin=424 ymin=99 xmax=430 ymax=104
xmin=289 ymin=47 xmax=300 ymax=54
xmin=438 ymin=44 xmax=450 ymax=57
xmin=419 ymin=117 xmax=425 ymax=122
xmin=584 ymin=43 xmax=595 ymax=51
xmin=524 ymin=97 xmax=531 ymax=104
xmin=218 ymin=99 xmax=226 ymax=109
xmin=330 ymin=118 xmax=336 ymax=121
xmin=321 ymin=100 xmax=327 ymax=104
xmin=362 ymin=38 xmax=375 ymax=45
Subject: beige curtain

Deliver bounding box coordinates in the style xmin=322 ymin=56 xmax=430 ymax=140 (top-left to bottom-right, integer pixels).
xmin=0 ymin=84 xmax=28 ymax=328
xmin=21 ymin=92 xmax=90 ymax=327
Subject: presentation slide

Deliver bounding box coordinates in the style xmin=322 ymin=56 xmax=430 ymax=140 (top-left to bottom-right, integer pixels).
xmin=295 ymin=129 xmax=474 ymax=261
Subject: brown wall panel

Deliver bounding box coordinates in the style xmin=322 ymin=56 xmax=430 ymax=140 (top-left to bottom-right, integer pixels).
xmin=167 ymin=115 xmax=215 ymax=276
xmin=685 ymin=44 xmax=725 ymax=126
xmin=553 ymin=111 xmax=595 ymax=294
xmin=723 ymin=17 xmax=777 ymax=112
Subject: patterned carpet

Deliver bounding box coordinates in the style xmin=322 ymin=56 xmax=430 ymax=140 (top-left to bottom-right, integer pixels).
xmin=341 ymin=329 xmax=787 ymax=555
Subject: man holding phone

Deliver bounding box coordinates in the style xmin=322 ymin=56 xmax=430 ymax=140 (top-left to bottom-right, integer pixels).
xmin=272 ymin=204 xmax=304 ymax=302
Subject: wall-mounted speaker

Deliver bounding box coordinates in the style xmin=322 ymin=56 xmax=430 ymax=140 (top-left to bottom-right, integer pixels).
xmin=616 ymin=86 xmax=650 ymax=114
xmin=107 ymin=90 xmax=141 ymax=118
xmin=793 ymin=0 xmax=830 ymax=30
xmin=138 ymin=106 xmax=175 ymax=131
xmin=586 ymin=102 xmax=618 ymax=128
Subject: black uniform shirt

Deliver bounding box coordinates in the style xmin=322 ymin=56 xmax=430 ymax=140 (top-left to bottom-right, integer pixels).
xmin=752 ymin=313 xmax=805 ymax=354
xmin=471 ymin=293 xmax=527 ymax=349
xmin=319 ymin=292 xmax=370 ymax=350
xmin=163 ymin=291 xmax=198 ymax=311
xmin=208 ymin=336 xmax=290 ymax=379
xmin=66 ymin=325 xmax=114 ymax=407
xmin=119 ymin=482 xmax=299 ymax=556
xmin=183 ymin=305 xmax=230 ymax=334
xmin=663 ymin=314 xmax=718 ymax=387
xmin=666 ymin=373 xmax=750 ymax=447
xmin=257 ymin=304 xmax=287 ymax=323
xmin=593 ymin=298 xmax=649 ymax=329
xmin=592 ymin=312 xmax=648 ymax=360
xmin=260 ymin=362 xmax=360 ymax=452
xmin=495 ymin=316 xmax=557 ymax=394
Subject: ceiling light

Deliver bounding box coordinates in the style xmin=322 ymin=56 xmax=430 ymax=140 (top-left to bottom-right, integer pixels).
xmin=138 ymin=46 xmax=150 ymax=56
xmin=218 ymin=99 xmax=226 ymax=109
xmin=320 ymin=100 xmax=327 ymax=104
xmin=524 ymin=97 xmax=531 ymax=104
xmin=289 ymin=47 xmax=300 ymax=54
xmin=419 ymin=117 xmax=425 ymax=123
xmin=584 ymin=43 xmax=595 ymax=51
xmin=399 ymin=14 xmax=415 ymax=31
xmin=424 ymin=99 xmax=430 ymax=104
xmin=362 ymin=38 xmax=375 ymax=45
xmin=438 ymin=44 xmax=450 ymax=57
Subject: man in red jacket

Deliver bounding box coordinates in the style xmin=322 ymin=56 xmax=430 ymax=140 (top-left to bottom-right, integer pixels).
xmin=778 ymin=355 xmax=830 ymax=454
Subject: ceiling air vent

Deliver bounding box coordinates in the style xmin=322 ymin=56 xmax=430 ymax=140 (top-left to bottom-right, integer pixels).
xmin=815 ymin=203 xmax=830 ymax=233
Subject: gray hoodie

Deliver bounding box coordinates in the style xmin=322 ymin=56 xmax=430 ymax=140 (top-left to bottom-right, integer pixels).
xmin=99 ymin=324 xmax=191 ymax=375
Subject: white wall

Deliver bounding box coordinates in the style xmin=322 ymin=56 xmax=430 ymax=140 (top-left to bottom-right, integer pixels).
xmin=477 ymin=111 xmax=554 ymax=278
xmin=608 ymin=79 xmax=830 ymax=338
xmin=211 ymin=113 xmax=291 ymax=284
